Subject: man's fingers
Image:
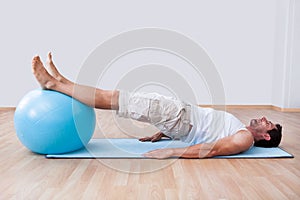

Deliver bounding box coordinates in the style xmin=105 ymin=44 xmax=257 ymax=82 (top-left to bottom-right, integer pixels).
xmin=139 ymin=137 xmax=152 ymax=142
xmin=143 ymin=149 xmax=170 ymax=159
xmin=151 ymin=135 xmax=162 ymax=142
xmin=139 ymin=138 xmax=147 ymax=142
xmin=139 ymin=132 xmax=165 ymax=143
xmin=139 ymin=136 xmax=160 ymax=142
xmin=143 ymin=150 xmax=157 ymax=157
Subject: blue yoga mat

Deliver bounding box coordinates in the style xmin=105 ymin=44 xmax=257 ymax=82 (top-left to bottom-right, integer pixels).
xmin=46 ymin=138 xmax=293 ymax=159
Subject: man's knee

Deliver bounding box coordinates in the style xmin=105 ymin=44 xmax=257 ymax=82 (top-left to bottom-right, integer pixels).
xmin=110 ymin=90 xmax=120 ymax=110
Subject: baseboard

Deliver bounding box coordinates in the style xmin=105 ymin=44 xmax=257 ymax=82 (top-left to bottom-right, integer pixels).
xmin=271 ymin=105 xmax=300 ymax=112
xmin=1 ymin=105 xmax=299 ymax=112
xmin=0 ymin=107 xmax=15 ymax=111
xmin=199 ymin=105 xmax=300 ymax=112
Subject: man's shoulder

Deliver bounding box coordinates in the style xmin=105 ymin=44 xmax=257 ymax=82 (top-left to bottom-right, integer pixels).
xmin=233 ymin=129 xmax=254 ymax=147
xmin=236 ymin=129 xmax=253 ymax=138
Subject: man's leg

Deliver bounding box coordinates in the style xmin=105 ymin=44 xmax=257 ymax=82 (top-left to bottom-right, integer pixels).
xmin=32 ymin=54 xmax=119 ymax=110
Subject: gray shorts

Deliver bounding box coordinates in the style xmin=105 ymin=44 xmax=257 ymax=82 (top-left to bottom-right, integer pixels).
xmin=117 ymin=91 xmax=191 ymax=139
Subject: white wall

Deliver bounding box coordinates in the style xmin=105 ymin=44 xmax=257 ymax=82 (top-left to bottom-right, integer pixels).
xmin=272 ymin=0 xmax=300 ymax=109
xmin=0 ymin=0 xmax=298 ymax=108
xmin=288 ymin=0 xmax=300 ymax=108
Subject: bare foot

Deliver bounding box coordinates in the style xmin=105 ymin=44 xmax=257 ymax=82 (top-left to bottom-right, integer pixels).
xmin=46 ymin=52 xmax=71 ymax=84
xmin=32 ymin=55 xmax=58 ymax=89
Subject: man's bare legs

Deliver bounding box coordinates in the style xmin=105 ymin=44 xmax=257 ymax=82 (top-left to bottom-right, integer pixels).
xmin=32 ymin=53 xmax=119 ymax=110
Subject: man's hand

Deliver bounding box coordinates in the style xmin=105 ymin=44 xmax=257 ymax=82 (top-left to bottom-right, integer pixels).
xmin=143 ymin=148 xmax=175 ymax=159
xmin=139 ymin=131 xmax=170 ymax=142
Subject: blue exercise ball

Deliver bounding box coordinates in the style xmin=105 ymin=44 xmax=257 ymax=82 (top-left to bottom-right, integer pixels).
xmin=14 ymin=89 xmax=96 ymax=154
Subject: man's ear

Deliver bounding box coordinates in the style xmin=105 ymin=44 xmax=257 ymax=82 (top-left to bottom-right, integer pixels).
xmin=263 ymin=133 xmax=271 ymax=141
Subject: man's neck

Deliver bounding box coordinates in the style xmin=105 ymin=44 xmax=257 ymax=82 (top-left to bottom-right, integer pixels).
xmin=246 ymin=126 xmax=259 ymax=142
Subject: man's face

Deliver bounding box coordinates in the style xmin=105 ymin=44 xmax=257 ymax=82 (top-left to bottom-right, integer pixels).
xmin=249 ymin=117 xmax=276 ymax=133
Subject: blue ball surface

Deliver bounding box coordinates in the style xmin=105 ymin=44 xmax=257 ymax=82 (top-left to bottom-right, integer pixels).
xmin=14 ymin=89 xmax=96 ymax=154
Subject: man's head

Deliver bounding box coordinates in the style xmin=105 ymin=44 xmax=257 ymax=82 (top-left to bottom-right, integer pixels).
xmin=248 ymin=117 xmax=282 ymax=148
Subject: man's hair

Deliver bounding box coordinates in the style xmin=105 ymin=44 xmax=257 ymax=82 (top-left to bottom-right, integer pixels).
xmin=254 ymin=124 xmax=282 ymax=148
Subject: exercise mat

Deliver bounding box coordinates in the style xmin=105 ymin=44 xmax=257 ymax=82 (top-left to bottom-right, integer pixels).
xmin=46 ymin=138 xmax=293 ymax=159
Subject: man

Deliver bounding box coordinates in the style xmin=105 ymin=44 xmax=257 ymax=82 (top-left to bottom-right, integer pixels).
xmin=32 ymin=53 xmax=282 ymax=159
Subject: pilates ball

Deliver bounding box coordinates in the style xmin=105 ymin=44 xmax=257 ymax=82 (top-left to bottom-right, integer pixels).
xmin=14 ymin=89 xmax=96 ymax=154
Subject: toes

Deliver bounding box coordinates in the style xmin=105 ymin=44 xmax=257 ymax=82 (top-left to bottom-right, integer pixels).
xmin=32 ymin=57 xmax=39 ymax=71
xmin=47 ymin=52 xmax=53 ymax=62
xmin=46 ymin=53 xmax=62 ymax=79
xmin=33 ymin=55 xmax=41 ymax=61
xmin=31 ymin=55 xmax=47 ymax=76
xmin=32 ymin=55 xmax=43 ymax=66
xmin=46 ymin=52 xmax=56 ymax=68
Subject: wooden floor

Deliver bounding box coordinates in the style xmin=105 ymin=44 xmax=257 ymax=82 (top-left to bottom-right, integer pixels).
xmin=1 ymin=108 xmax=300 ymax=199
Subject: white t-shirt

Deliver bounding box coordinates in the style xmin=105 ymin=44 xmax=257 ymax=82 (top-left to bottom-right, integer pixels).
xmin=183 ymin=106 xmax=247 ymax=145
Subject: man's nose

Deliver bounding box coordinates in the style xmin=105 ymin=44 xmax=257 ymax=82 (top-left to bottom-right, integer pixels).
xmin=261 ymin=117 xmax=266 ymax=121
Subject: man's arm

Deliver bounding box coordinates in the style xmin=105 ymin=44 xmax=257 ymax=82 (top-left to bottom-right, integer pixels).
xmin=143 ymin=130 xmax=254 ymax=159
